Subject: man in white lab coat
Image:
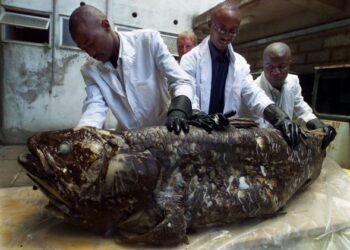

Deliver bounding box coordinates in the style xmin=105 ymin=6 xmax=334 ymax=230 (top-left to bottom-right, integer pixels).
xmin=68 ymin=3 xmax=193 ymax=134
xmin=180 ymin=1 xmax=302 ymax=147
xmin=240 ymin=42 xmax=336 ymax=149
xmin=177 ymin=31 xmax=197 ymax=61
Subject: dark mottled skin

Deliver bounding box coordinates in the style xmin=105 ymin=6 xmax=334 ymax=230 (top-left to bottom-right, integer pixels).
xmin=18 ymin=123 xmax=326 ymax=245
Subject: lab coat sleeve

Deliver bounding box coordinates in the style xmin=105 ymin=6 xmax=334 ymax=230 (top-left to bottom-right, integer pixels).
xmin=76 ymin=69 xmax=109 ymax=128
xmin=151 ymin=31 xmax=193 ymax=101
xmin=240 ymin=62 xmax=274 ymax=116
xmin=292 ymin=77 xmax=317 ymax=122
xmin=180 ymin=51 xmax=200 ymax=110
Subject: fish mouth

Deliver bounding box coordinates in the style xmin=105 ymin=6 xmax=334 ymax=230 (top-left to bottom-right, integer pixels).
xmin=18 ymin=135 xmax=59 ymax=191
xmin=18 ymin=148 xmax=57 ymax=192
xmin=18 ymin=152 xmax=42 ymax=176
xmin=18 ymin=137 xmax=51 ymax=178
xmin=18 ymin=140 xmax=75 ymax=217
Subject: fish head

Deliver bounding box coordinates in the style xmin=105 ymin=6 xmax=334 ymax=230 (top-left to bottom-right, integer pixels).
xmin=18 ymin=127 xmax=162 ymax=232
xmin=18 ymin=127 xmax=120 ymax=211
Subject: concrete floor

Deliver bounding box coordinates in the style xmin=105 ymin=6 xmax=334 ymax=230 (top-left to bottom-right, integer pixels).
xmin=0 ymin=145 xmax=33 ymax=188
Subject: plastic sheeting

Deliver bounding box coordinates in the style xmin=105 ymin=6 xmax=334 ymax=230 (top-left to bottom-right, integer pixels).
xmin=1 ymin=157 xmax=350 ymax=249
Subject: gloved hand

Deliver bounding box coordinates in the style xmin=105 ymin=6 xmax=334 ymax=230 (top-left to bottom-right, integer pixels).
xmin=165 ymin=95 xmax=192 ymax=135
xmin=189 ymin=110 xmax=236 ymax=133
xmin=166 ymin=110 xmax=189 ymax=134
xmin=322 ymin=126 xmax=337 ymax=149
xmin=306 ymin=118 xmax=337 ymax=149
xmin=264 ymin=104 xmax=301 ymax=148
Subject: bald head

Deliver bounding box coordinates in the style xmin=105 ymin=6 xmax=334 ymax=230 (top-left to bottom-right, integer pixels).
xmin=68 ymin=4 xmax=118 ymax=65
xmin=69 ymin=4 xmax=106 ymax=38
xmin=263 ymin=42 xmax=291 ymax=62
xmin=263 ymin=42 xmax=292 ymax=89
xmin=209 ymin=1 xmax=241 ymax=52
xmin=211 ymin=1 xmax=240 ymax=21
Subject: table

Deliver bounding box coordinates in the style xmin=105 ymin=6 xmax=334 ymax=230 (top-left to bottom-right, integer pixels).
xmin=1 ymin=157 xmax=350 ymax=250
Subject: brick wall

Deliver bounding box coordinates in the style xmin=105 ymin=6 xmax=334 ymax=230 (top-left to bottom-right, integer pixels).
xmin=236 ymin=26 xmax=350 ymax=74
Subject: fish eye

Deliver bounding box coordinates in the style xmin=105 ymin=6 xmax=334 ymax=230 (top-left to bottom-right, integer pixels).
xmin=57 ymin=142 xmax=72 ymax=155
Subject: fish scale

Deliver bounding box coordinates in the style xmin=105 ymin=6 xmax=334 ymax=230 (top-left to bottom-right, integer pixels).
xmin=18 ymin=123 xmax=326 ymax=245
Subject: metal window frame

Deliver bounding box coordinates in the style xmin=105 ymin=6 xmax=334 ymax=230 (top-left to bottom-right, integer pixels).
xmin=114 ymin=23 xmax=140 ymax=32
xmin=59 ymin=15 xmax=79 ymax=50
xmin=159 ymin=32 xmax=178 ymax=56
xmin=0 ymin=9 xmax=51 ymax=46
xmin=0 ymin=11 xmax=50 ymax=30
xmin=312 ymin=64 xmax=350 ymax=122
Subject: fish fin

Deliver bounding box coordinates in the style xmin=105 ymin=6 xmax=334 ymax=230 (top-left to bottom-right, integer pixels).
xmin=117 ymin=207 xmax=162 ymax=234
xmin=297 ymin=177 xmax=313 ymax=192
xmin=184 ymin=235 xmax=190 ymax=244
xmin=117 ymin=205 xmax=187 ymax=245
xmin=260 ymin=209 xmax=287 ymax=219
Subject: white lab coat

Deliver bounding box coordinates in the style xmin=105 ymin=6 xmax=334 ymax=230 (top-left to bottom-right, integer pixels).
xmin=77 ymin=29 xmax=193 ymax=130
xmin=180 ymin=36 xmax=273 ymax=115
xmin=239 ymin=72 xmax=317 ymax=128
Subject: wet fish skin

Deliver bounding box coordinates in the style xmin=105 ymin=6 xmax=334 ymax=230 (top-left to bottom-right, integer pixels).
xmin=18 ymin=124 xmax=326 ymax=245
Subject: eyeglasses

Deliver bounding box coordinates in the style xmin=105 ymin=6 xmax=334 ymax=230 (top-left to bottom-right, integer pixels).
xmin=212 ymin=22 xmax=239 ymax=37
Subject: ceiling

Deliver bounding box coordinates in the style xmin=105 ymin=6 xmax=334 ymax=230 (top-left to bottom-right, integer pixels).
xmin=193 ymin=0 xmax=350 ymax=44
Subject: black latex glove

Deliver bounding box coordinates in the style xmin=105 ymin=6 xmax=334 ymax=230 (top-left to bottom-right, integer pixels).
xmin=306 ymin=118 xmax=337 ymax=149
xmin=321 ymin=125 xmax=336 ymax=149
xmin=275 ymin=119 xmax=301 ymax=148
xmin=166 ymin=110 xmax=189 ymax=135
xmin=264 ymin=104 xmax=301 ymax=148
xmin=165 ymin=95 xmax=192 ymax=135
xmin=189 ymin=110 xmax=236 ymax=133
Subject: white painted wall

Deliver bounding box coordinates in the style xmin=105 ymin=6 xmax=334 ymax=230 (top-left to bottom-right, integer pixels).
xmin=110 ymin=0 xmax=222 ymax=34
xmin=0 ymin=0 xmax=223 ymax=144
xmin=1 ymin=43 xmax=88 ymax=143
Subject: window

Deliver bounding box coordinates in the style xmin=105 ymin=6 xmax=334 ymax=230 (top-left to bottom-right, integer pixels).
xmin=160 ymin=33 xmax=177 ymax=56
xmin=60 ymin=16 xmax=77 ymax=48
xmin=115 ymin=24 xmax=134 ymax=32
xmin=0 ymin=9 xmax=50 ymax=44
xmin=313 ymin=66 xmax=350 ymax=122
xmin=0 ymin=11 xmax=49 ymax=29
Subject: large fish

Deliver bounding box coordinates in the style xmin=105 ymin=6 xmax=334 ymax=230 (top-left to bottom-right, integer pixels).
xmin=18 ymin=122 xmax=326 ymax=245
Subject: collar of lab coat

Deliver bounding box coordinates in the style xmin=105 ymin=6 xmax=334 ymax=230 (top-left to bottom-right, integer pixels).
xmin=197 ymin=36 xmax=236 ymax=113
xmin=117 ymin=32 xmax=136 ymax=67
xmin=261 ymin=72 xmax=287 ymax=100
xmin=91 ymin=32 xmax=136 ymax=97
xmin=199 ymin=36 xmax=236 ymax=62
xmin=261 ymin=71 xmax=290 ymax=110
xmin=94 ymin=32 xmax=136 ymax=71
xmin=208 ymin=40 xmax=230 ymax=62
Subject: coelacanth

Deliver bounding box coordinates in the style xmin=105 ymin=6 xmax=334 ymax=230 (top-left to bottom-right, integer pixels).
xmin=18 ymin=122 xmax=326 ymax=245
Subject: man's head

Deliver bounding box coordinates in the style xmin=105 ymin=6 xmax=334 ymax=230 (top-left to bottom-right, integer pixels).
xmin=177 ymin=31 xmax=197 ymax=59
xmin=69 ymin=3 xmax=118 ymax=64
xmin=209 ymin=1 xmax=240 ymax=53
xmin=263 ymin=42 xmax=292 ymax=89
